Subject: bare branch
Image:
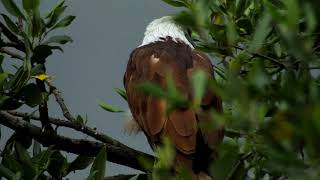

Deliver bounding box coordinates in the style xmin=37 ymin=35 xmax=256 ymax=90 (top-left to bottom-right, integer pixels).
xmin=7 ymin=111 xmax=141 ymax=150
xmin=0 ymin=47 xmax=23 ymax=60
xmin=0 ymin=111 xmax=154 ymax=172
xmin=45 ymin=79 xmax=76 ymax=122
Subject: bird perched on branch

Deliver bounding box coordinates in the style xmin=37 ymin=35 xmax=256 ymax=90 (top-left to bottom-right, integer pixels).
xmin=124 ymin=16 xmax=224 ymax=179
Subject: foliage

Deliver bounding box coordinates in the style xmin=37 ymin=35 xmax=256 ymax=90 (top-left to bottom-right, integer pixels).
xmin=0 ymin=0 xmax=320 ymax=179
xmin=156 ymin=0 xmax=320 ymax=179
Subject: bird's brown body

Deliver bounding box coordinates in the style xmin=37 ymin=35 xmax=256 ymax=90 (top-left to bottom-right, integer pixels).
xmin=124 ymin=36 xmax=224 ymax=178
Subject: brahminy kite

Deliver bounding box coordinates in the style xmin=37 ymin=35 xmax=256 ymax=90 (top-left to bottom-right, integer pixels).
xmin=124 ymin=16 xmax=224 ymax=179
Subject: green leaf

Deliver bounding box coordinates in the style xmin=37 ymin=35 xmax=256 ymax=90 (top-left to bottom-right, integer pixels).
xmin=14 ymin=143 xmax=37 ymax=179
xmin=44 ymin=35 xmax=73 ymax=45
xmin=31 ymin=64 xmax=45 ymax=76
xmin=285 ymin=0 xmax=299 ymax=30
xmin=0 ymin=164 xmax=15 ymax=179
xmin=129 ymin=175 xmax=139 ymax=180
xmin=23 ymin=0 xmax=40 ymax=12
xmin=32 ymin=146 xmax=55 ymax=172
xmin=90 ymin=145 xmax=106 ymax=180
xmin=191 ymin=70 xmax=208 ymax=106
xmin=211 ymin=140 xmax=240 ymax=180
xmin=18 ymin=83 xmax=43 ymax=107
xmin=31 ymin=45 xmax=56 ymax=63
xmin=47 ymin=151 xmax=69 ymax=179
xmin=162 ymin=0 xmax=187 ymax=7
xmin=31 ymin=8 xmax=42 ymax=37
xmin=12 ymin=172 xmax=22 ymax=180
xmin=2 ymin=153 xmax=23 ymax=173
xmin=114 ymin=88 xmax=127 ymax=101
xmin=46 ymin=1 xmax=67 ymax=28
xmin=1 ymin=14 xmax=19 ymax=34
xmin=97 ymin=100 xmax=124 ymax=113
xmin=53 ymin=15 xmax=75 ymax=29
xmin=67 ymin=155 xmax=94 ymax=173
xmin=21 ymin=32 xmax=32 ymax=73
xmin=249 ymin=13 xmax=272 ymax=52
xmin=135 ymin=81 xmax=166 ymax=98
xmin=1 ymin=0 xmax=26 ymax=20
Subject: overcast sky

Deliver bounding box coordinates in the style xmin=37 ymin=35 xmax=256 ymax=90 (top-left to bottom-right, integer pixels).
xmin=1 ymin=0 xmax=178 ymax=178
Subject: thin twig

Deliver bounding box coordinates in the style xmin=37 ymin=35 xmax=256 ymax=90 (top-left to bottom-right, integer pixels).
xmin=0 ymin=47 xmax=23 ymax=60
xmin=45 ymin=79 xmax=76 ymax=122
xmin=233 ymin=46 xmax=285 ymax=68
xmin=0 ymin=110 xmax=154 ymax=172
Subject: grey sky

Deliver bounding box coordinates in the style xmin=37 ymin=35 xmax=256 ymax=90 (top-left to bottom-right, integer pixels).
xmin=1 ymin=0 xmax=178 ymax=178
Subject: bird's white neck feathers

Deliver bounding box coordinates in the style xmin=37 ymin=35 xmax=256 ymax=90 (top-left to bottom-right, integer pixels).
xmin=140 ymin=16 xmax=194 ymax=48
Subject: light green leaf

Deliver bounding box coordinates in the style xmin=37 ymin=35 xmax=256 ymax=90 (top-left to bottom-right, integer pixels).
xmin=53 ymin=15 xmax=75 ymax=29
xmin=97 ymin=100 xmax=124 ymax=113
xmin=90 ymin=145 xmax=106 ymax=180
xmin=249 ymin=13 xmax=272 ymax=52
xmin=46 ymin=1 xmax=66 ymax=27
xmin=191 ymin=70 xmax=208 ymax=106
xmin=12 ymin=172 xmax=22 ymax=180
xmin=135 ymin=81 xmax=166 ymax=98
xmin=1 ymin=0 xmax=26 ymax=20
xmin=23 ymin=0 xmax=40 ymax=12
xmin=44 ymin=35 xmax=73 ymax=45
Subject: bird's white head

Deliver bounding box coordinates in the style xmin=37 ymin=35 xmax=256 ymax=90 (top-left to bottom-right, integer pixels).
xmin=140 ymin=16 xmax=194 ymax=48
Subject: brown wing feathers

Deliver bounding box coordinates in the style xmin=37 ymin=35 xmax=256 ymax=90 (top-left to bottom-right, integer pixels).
xmin=124 ymin=39 xmax=223 ymax=174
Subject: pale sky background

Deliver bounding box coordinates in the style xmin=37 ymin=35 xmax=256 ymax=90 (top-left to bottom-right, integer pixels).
xmin=1 ymin=0 xmax=178 ymax=179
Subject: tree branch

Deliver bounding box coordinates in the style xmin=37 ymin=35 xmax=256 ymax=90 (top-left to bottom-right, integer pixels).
xmin=0 ymin=111 xmax=154 ymax=172
xmin=45 ymin=79 xmax=76 ymax=122
xmin=7 ymin=111 xmax=141 ymax=151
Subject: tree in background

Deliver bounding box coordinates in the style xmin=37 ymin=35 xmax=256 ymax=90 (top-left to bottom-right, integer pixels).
xmin=0 ymin=0 xmax=319 ymax=180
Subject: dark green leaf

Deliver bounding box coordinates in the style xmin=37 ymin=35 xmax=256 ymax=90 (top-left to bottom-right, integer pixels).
xmin=46 ymin=2 xmax=67 ymax=28
xmin=44 ymin=35 xmax=73 ymax=45
xmin=97 ymin=100 xmax=124 ymax=113
xmin=0 ymin=164 xmax=15 ymax=179
xmin=31 ymin=45 xmax=54 ymax=63
xmin=53 ymin=15 xmax=75 ymax=29
xmin=47 ymin=151 xmax=69 ymax=179
xmin=114 ymin=88 xmax=127 ymax=101
xmin=90 ymin=145 xmax=106 ymax=180
xmin=1 ymin=0 xmax=26 ymax=20
xmin=14 ymin=143 xmax=37 ymax=179
xmin=1 ymin=14 xmax=19 ymax=34
xmin=32 ymin=146 xmax=55 ymax=172
xmin=67 ymin=155 xmax=94 ymax=173
xmin=18 ymin=83 xmax=43 ymax=107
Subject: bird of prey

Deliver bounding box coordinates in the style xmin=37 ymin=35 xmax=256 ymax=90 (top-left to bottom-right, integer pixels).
xmin=124 ymin=16 xmax=224 ymax=179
